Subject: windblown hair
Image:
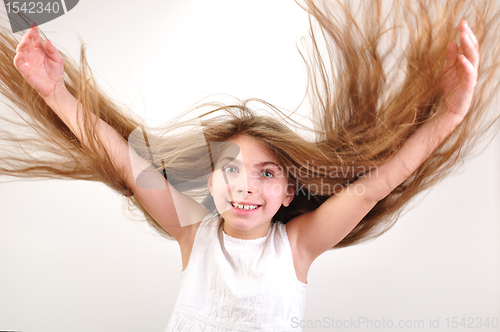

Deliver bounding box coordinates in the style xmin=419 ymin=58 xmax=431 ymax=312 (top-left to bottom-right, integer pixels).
xmin=1 ymin=0 xmax=499 ymax=248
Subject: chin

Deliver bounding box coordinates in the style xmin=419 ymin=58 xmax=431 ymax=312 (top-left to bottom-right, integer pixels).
xmin=220 ymin=213 xmax=264 ymax=231
xmin=220 ymin=214 xmax=251 ymax=228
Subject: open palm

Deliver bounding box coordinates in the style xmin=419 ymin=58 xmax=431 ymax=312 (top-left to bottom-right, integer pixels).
xmin=13 ymin=26 xmax=65 ymax=99
xmin=442 ymin=20 xmax=479 ymax=117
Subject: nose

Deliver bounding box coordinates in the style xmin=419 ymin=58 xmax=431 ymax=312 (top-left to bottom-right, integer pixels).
xmin=232 ymin=169 xmax=255 ymax=195
xmin=237 ymin=186 xmax=252 ymax=194
xmin=236 ymin=177 xmax=253 ymax=194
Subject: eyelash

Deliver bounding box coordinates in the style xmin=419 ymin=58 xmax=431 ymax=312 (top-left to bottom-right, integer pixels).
xmin=223 ymin=165 xmax=239 ymax=174
xmin=222 ymin=166 xmax=275 ymax=178
xmin=261 ymin=169 xmax=274 ymax=178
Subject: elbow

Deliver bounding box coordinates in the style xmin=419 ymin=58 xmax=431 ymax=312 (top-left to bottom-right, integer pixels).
xmin=365 ymin=191 xmax=387 ymax=205
xmin=373 ymin=190 xmax=390 ymax=203
xmin=354 ymin=175 xmax=392 ymax=204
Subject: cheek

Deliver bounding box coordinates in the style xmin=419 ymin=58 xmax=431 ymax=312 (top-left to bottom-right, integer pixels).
xmin=260 ymin=180 xmax=288 ymax=199
xmin=210 ymin=172 xmax=236 ymax=201
xmin=210 ymin=173 xmax=226 ymax=192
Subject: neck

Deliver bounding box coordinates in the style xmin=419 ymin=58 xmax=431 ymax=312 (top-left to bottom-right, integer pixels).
xmin=221 ymin=218 xmax=271 ymax=239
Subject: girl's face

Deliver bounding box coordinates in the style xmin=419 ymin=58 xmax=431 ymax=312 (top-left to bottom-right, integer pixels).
xmin=208 ymin=135 xmax=294 ymax=239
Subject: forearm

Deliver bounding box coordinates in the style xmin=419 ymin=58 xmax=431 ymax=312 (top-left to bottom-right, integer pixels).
xmin=365 ymin=111 xmax=464 ymax=201
xmin=44 ymin=89 xmax=133 ymax=178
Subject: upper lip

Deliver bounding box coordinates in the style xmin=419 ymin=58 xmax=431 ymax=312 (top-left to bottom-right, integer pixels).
xmin=230 ymin=201 xmax=262 ymax=206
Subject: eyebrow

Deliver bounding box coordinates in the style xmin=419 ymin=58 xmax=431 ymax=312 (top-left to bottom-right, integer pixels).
xmin=217 ymin=157 xmax=282 ymax=169
xmin=258 ymin=161 xmax=282 ymax=169
xmin=218 ymin=156 xmax=236 ymax=164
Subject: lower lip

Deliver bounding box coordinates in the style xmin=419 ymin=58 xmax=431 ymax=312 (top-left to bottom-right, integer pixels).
xmin=229 ymin=202 xmax=261 ymax=214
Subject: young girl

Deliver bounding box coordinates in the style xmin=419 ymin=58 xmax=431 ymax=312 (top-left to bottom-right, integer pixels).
xmin=1 ymin=0 xmax=499 ymax=331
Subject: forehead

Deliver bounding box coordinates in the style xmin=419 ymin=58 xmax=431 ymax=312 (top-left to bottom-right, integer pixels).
xmin=217 ymin=135 xmax=278 ymax=164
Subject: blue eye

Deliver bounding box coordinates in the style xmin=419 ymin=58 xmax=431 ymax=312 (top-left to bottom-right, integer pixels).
xmin=223 ymin=166 xmax=238 ymax=174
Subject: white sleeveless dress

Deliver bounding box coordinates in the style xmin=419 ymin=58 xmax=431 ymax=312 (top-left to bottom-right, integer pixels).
xmin=165 ymin=212 xmax=308 ymax=331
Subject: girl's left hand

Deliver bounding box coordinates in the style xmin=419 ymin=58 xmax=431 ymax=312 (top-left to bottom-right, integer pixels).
xmin=442 ymin=20 xmax=479 ymax=118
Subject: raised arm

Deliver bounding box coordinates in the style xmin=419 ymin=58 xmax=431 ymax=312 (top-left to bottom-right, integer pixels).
xmin=287 ymin=21 xmax=479 ymax=264
xmin=13 ymin=26 xmax=208 ymax=242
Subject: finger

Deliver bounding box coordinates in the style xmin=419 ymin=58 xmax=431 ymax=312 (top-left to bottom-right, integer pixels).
xmin=43 ymin=39 xmax=62 ymax=63
xmin=30 ymin=26 xmax=45 ymax=51
xmin=13 ymin=50 xmax=27 ymax=64
xmin=460 ymin=20 xmax=479 ymax=49
xmin=458 ymin=20 xmax=479 ymax=67
xmin=13 ymin=52 xmax=29 ymax=74
xmin=457 ymin=54 xmax=477 ymax=87
xmin=13 ymin=52 xmax=22 ymax=70
xmin=15 ymin=29 xmax=33 ymax=53
xmin=460 ymin=29 xmax=479 ymax=68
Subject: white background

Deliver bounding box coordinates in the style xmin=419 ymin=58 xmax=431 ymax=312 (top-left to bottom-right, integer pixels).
xmin=0 ymin=1 xmax=499 ymax=331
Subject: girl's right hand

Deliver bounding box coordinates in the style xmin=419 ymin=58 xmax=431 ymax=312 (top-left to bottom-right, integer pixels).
xmin=13 ymin=25 xmax=66 ymax=99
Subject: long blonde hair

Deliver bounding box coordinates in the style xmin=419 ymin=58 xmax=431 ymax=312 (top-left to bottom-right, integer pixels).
xmin=1 ymin=0 xmax=499 ymax=248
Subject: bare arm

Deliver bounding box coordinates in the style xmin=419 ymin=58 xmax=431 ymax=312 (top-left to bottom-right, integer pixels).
xmin=14 ymin=26 xmax=208 ymax=242
xmin=287 ymin=20 xmax=479 ymax=264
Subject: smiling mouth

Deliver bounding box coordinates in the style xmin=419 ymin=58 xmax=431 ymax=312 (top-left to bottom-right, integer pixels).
xmin=230 ymin=201 xmax=261 ymax=210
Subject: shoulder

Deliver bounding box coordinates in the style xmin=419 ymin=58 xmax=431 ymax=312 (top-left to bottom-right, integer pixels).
xmin=183 ymin=211 xmax=219 ymax=243
xmin=178 ymin=212 xmax=220 ymax=270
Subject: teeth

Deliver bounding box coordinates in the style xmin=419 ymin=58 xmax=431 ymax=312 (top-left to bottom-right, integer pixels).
xmin=231 ymin=202 xmax=259 ymax=210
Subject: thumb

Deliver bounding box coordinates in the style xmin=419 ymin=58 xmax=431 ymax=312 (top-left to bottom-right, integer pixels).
xmin=44 ymin=39 xmax=63 ymax=65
